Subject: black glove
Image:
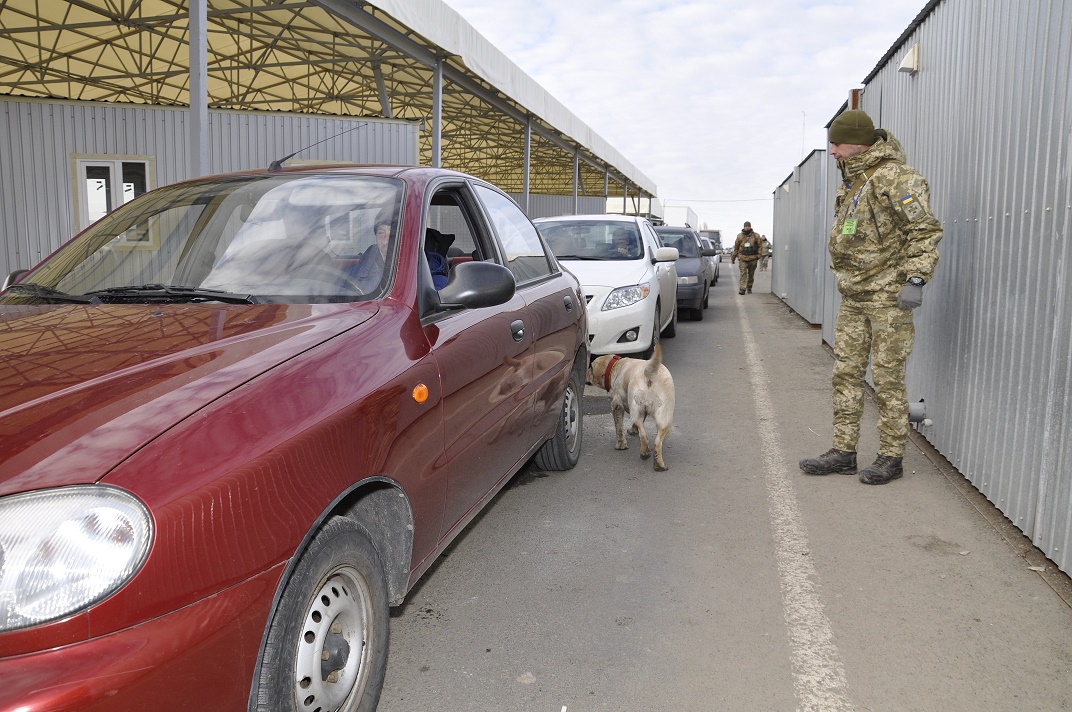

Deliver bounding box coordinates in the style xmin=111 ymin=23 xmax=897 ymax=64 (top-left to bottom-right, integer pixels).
xmin=897 ymin=283 xmax=923 ymax=309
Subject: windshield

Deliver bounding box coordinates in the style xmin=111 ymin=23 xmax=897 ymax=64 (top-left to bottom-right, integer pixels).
xmin=536 ymin=220 xmax=643 ymax=261
xmin=657 ymin=231 xmax=700 ymax=258
xmin=3 ymin=173 xmax=404 ymax=305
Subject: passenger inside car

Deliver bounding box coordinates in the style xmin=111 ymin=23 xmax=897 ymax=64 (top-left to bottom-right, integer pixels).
xmin=424 ymin=228 xmax=455 ymax=289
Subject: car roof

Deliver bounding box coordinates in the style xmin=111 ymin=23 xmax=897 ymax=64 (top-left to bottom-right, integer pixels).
xmin=533 ymin=214 xmax=646 ymax=223
xmin=654 ymin=225 xmax=697 ymax=233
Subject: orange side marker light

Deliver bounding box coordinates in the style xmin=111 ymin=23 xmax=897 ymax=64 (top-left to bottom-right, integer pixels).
xmin=412 ymin=383 xmax=429 ymax=403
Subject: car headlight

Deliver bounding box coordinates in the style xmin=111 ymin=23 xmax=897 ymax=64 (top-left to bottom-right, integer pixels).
xmin=602 ymin=283 xmax=650 ymax=311
xmin=677 ymin=276 xmax=698 ymax=285
xmin=0 ymin=486 xmax=152 ymax=632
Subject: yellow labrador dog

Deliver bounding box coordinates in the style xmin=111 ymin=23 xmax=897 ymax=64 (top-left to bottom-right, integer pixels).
xmin=587 ymin=344 xmax=675 ymax=471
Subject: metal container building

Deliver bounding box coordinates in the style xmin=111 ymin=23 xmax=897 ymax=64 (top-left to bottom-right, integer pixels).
xmin=0 ymin=98 xmax=417 ymax=278
xmin=773 ymin=0 xmax=1072 ymax=574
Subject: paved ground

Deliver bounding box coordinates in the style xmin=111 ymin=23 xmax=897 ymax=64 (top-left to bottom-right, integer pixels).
xmin=377 ymin=265 xmax=1072 ymax=712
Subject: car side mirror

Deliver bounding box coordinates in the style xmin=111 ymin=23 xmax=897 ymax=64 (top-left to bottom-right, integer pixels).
xmin=437 ymin=260 xmax=516 ymax=309
xmin=653 ymin=247 xmax=679 ymax=263
xmin=701 ymin=248 xmax=718 ymax=257
xmin=2 ymin=269 xmax=28 ymax=291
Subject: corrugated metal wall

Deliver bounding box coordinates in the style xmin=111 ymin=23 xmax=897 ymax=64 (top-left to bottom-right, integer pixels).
xmin=0 ymin=98 xmax=417 ymax=278
xmin=773 ymin=0 xmax=1072 ymax=573
xmin=510 ymin=193 xmax=607 ymax=219
xmin=772 ymin=152 xmax=837 ymax=325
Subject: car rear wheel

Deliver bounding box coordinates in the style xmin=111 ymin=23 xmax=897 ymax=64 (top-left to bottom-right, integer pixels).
xmin=533 ymin=364 xmax=583 ymax=471
xmin=253 ymin=518 xmax=389 ymax=712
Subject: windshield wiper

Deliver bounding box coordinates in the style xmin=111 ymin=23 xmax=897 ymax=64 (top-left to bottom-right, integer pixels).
xmin=4 ymin=283 xmax=97 ymax=303
xmin=84 ymin=284 xmax=258 ymax=304
xmin=553 ymin=254 xmax=605 ymax=261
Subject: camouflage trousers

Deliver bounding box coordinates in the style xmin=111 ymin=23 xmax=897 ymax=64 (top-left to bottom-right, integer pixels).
xmin=831 ymin=299 xmax=915 ymax=457
xmin=759 ymin=255 xmax=770 ymax=271
xmin=738 ymin=259 xmax=757 ymax=290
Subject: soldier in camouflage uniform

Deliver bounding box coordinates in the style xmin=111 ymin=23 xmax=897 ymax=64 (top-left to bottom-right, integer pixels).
xmin=799 ymin=110 xmax=942 ymax=485
xmin=731 ymin=221 xmax=761 ymax=294
xmin=758 ymin=234 xmax=771 ymax=271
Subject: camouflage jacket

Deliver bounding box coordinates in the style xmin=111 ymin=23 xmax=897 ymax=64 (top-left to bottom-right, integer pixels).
xmin=829 ymin=130 xmax=942 ymax=304
xmin=732 ymin=231 xmax=761 ymax=262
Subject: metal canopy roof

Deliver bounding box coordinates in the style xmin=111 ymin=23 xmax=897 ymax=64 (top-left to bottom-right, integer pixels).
xmin=0 ymin=0 xmax=656 ymax=200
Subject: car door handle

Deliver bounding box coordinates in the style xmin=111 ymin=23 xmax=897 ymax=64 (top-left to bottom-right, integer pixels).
xmin=510 ymin=319 xmax=525 ymax=342
xmin=563 ymin=295 xmax=573 ymax=312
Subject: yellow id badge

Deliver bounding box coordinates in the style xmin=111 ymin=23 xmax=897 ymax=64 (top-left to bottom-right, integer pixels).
xmin=841 ymin=219 xmax=858 ymax=235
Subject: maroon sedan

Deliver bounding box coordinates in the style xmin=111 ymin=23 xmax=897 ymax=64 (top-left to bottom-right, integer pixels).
xmin=0 ymin=166 xmax=587 ymax=711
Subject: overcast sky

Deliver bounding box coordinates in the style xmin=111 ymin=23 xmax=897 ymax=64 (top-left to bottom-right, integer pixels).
xmin=441 ymin=0 xmax=928 ymax=237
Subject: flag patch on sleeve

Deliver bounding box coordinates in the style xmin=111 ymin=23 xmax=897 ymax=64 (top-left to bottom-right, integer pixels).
xmin=901 ymin=194 xmax=924 ymax=221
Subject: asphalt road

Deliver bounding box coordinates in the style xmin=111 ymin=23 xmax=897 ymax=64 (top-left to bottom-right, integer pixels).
xmin=377 ymin=265 xmax=1072 ymax=712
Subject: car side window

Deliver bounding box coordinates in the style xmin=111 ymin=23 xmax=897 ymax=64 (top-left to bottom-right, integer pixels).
xmin=473 ymin=185 xmax=554 ymax=285
xmin=641 ymin=222 xmax=663 ymax=254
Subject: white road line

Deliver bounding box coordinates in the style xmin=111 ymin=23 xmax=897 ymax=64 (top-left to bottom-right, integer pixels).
xmin=737 ymin=296 xmax=854 ymax=712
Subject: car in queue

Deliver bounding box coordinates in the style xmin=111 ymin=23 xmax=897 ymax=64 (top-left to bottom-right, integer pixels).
xmin=533 ymin=214 xmax=678 ymax=358
xmin=699 ymin=236 xmax=721 ymax=287
xmin=655 ymin=225 xmax=719 ymax=321
xmin=0 ymin=165 xmax=589 ymax=712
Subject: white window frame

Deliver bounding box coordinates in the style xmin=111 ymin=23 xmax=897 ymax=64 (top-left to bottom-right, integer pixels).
xmin=71 ymin=155 xmax=155 ymax=231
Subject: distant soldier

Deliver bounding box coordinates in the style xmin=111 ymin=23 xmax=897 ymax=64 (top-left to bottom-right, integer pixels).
xmin=730 ymin=221 xmax=761 ymax=294
xmin=758 ymin=234 xmax=771 ymax=271
xmin=799 ymin=109 xmax=942 ymax=485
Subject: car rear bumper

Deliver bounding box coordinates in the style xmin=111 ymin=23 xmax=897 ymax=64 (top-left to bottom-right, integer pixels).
xmin=0 ymin=564 xmax=283 ymax=712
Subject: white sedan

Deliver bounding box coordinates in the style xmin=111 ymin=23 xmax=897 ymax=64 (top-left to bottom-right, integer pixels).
xmin=535 ymin=214 xmax=678 ymax=357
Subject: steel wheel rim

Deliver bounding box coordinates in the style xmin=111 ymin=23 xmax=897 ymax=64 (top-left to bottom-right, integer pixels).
xmin=563 ymin=383 xmax=580 ymax=454
xmin=293 ymin=567 xmax=373 ymax=711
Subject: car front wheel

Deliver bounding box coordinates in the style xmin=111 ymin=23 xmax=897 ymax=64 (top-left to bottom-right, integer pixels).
xmin=253 ymin=517 xmax=389 ymax=712
xmin=661 ymin=302 xmax=677 ymax=338
xmin=642 ymin=302 xmax=661 ymax=359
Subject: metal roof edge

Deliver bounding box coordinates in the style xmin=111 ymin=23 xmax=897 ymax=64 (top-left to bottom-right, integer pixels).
xmin=362 ymin=0 xmax=657 ymax=195
xmin=861 ymin=0 xmax=945 ymax=85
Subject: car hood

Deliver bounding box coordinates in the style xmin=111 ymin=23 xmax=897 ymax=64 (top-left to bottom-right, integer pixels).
xmin=0 ymin=302 xmax=377 ymax=495
xmin=556 ymin=259 xmax=650 ymax=288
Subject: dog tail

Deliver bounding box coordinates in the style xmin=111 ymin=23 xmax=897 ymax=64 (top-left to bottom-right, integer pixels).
xmin=645 ymin=343 xmax=663 ymax=383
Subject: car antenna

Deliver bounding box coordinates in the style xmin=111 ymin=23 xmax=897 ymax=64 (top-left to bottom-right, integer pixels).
xmin=268 ymin=122 xmax=368 ymax=171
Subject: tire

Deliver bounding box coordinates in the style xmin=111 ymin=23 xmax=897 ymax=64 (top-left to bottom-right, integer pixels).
xmin=692 ymin=305 xmax=704 ymax=321
xmin=641 ymin=303 xmax=661 ymax=359
xmin=702 ymin=283 xmax=710 ymax=309
xmin=253 ymin=518 xmax=389 ymax=712
xmin=533 ymin=365 xmax=583 ymax=471
xmin=661 ymin=302 xmax=677 ymax=338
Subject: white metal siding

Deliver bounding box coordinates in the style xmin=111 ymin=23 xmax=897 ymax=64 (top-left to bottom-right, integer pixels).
xmin=0 ymin=98 xmax=418 ymax=277
xmin=773 ymin=0 xmax=1072 ymax=573
xmin=509 ymin=193 xmax=606 ymax=219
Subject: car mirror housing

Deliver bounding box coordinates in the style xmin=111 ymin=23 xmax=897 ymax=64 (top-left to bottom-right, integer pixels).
xmin=2 ymin=269 xmax=28 ymax=291
xmin=437 ymin=260 xmax=516 ymax=309
xmin=654 ymin=246 xmax=679 ymax=263
xmin=701 ymin=248 xmax=718 ymax=257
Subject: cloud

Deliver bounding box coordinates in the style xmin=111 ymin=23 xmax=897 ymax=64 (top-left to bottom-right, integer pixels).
xmin=442 ymin=0 xmax=927 ymax=231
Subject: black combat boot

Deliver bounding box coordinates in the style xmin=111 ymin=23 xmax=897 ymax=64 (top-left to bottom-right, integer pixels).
xmin=738 ymin=289 xmax=745 ymax=295
xmin=746 ymin=288 xmax=752 ymax=293
xmin=858 ymin=455 xmax=904 ymax=485
xmin=799 ymin=448 xmax=857 ymax=475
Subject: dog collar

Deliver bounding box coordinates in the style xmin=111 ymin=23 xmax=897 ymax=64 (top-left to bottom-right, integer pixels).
xmin=603 ymin=355 xmax=622 ymax=391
